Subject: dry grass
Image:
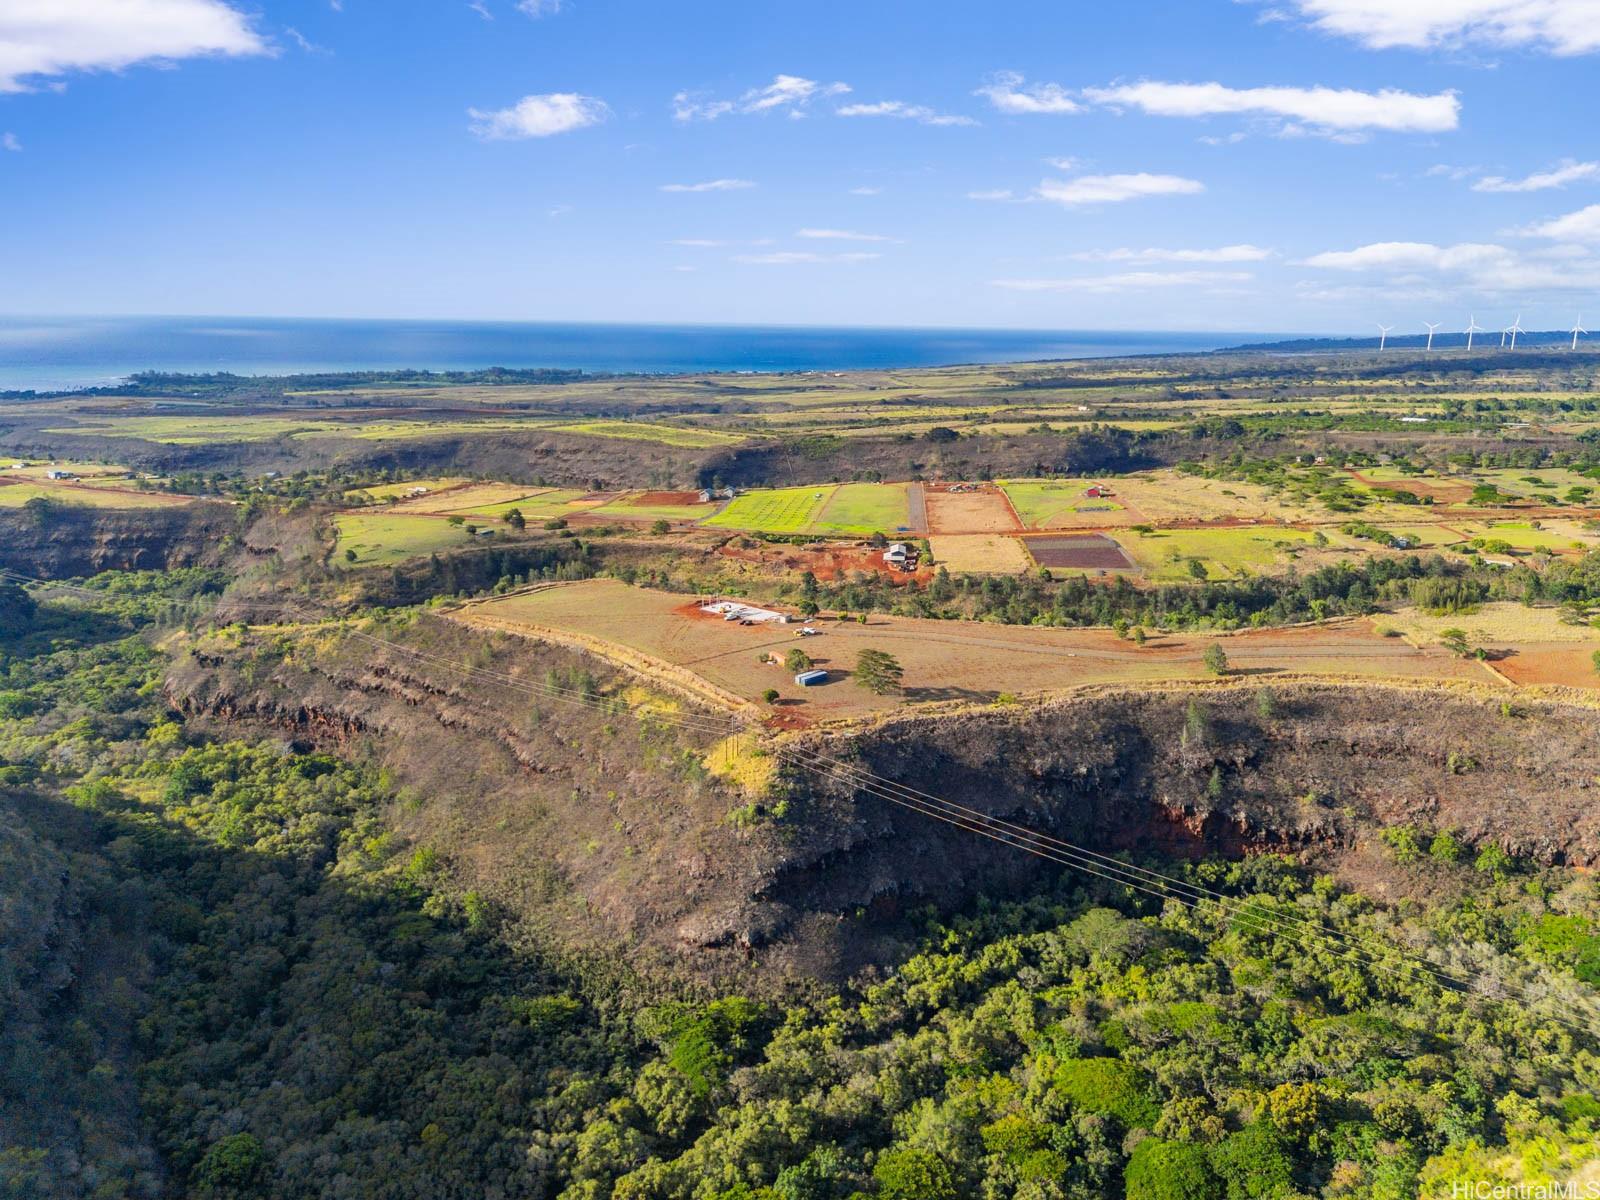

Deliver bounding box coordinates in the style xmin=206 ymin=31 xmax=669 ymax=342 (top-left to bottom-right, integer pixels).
xmin=1379 ymin=603 xmax=1600 ymax=646
xmin=929 ymin=534 xmax=1033 ymax=573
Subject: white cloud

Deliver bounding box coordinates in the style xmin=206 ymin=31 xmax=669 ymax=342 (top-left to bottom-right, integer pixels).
xmin=733 ymin=251 xmax=881 ymax=265
xmin=1 ymin=132 xmax=19 ymax=152
xmin=974 ymin=71 xmax=1081 ymax=114
xmin=516 ymin=0 xmax=562 ymax=14
xmin=1522 ymin=204 xmax=1600 ymax=241
xmin=1301 ymin=237 xmax=1600 ymax=291
xmin=796 ymin=228 xmax=893 ymax=242
xmin=835 ymin=99 xmax=976 ymax=126
xmin=0 ymin=0 xmax=269 ymax=93
xmin=671 ymin=238 xmax=727 ymax=247
xmin=1082 ymin=80 xmax=1459 ymax=133
xmin=992 ymin=270 xmax=1253 ymax=293
xmin=1072 ymin=244 xmax=1273 ymax=263
xmin=1270 ymin=0 xmax=1600 ymax=56
xmin=468 ymin=93 xmax=608 ymax=139
xmin=1036 ymin=173 xmax=1204 ymax=205
xmin=849 ymin=186 xmax=883 ymax=195
xmin=968 ymin=188 xmax=1017 ymax=201
xmin=469 ymin=0 xmax=493 ymax=19
xmin=1044 ymin=156 xmax=1079 ymax=171
xmin=1198 ymin=131 xmax=1248 ymax=146
xmin=659 ymin=178 xmax=756 ymax=193
xmin=673 ymin=74 xmax=849 ymax=121
xmin=1473 ymin=160 xmax=1600 ymax=192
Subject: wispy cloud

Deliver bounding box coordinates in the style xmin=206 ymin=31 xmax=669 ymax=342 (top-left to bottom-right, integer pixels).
xmin=974 ymin=71 xmax=1081 ymax=114
xmin=992 ymin=270 xmax=1253 ymax=292
xmin=733 ymin=251 xmax=881 ymax=265
xmin=1474 ymin=160 xmax=1600 ymax=193
xmin=968 ymin=188 xmax=1018 ymax=201
xmin=1037 ymin=173 xmax=1205 ymax=205
xmin=796 ymin=228 xmax=894 ymax=242
xmin=516 ymin=0 xmax=562 ymax=14
xmin=1071 ymin=245 xmax=1273 ymax=263
xmin=673 ymin=74 xmax=849 ymax=122
xmin=659 ymin=178 xmax=756 ymax=193
xmin=284 ymin=26 xmax=328 ymax=53
xmin=0 ymin=0 xmax=270 ymax=93
xmin=468 ymin=0 xmax=493 ymax=19
xmin=835 ymin=99 xmax=976 ymax=126
xmin=670 ymin=238 xmax=728 ymax=247
xmin=468 ymin=93 xmax=608 ymax=139
xmin=1082 ymin=81 xmax=1460 ymax=135
xmin=2 ymin=132 xmax=20 ymax=152
xmin=1265 ymin=0 xmax=1600 ymax=56
xmin=849 ymin=186 xmax=883 ymax=196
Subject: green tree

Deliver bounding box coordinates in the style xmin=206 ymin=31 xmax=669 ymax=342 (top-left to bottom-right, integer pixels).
xmin=784 ymin=648 xmax=813 ymax=674
xmin=873 ymin=1148 xmax=955 ymax=1200
xmin=1203 ymin=644 xmax=1229 ymax=676
xmin=651 ymin=518 xmax=672 ymax=535
xmin=504 ymin=507 xmax=526 ymax=530
xmin=1125 ymin=1139 xmax=1221 ymax=1200
xmin=762 ymin=688 xmax=780 ymax=705
xmin=853 ymin=648 xmax=904 ymax=694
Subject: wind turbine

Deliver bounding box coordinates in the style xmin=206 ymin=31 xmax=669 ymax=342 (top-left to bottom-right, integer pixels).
xmin=1465 ymin=314 xmax=1484 ymax=351
xmin=1376 ymin=323 xmax=1393 ymax=352
xmin=1500 ymin=325 xmax=1508 ymax=349
xmin=1574 ymin=316 xmax=1588 ymax=350
xmin=1508 ymin=313 xmax=1525 ymax=349
xmin=1424 ymin=321 xmax=1441 ymax=351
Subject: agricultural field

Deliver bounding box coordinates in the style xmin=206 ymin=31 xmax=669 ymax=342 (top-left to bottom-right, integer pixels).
xmin=928 ymin=534 xmax=1033 ymax=573
xmin=332 ymin=511 xmax=493 ymax=565
xmin=810 ymin=482 xmax=912 ymax=535
xmin=0 ymin=473 xmax=196 ymax=509
xmin=1118 ymin=525 xmax=1319 ymax=580
xmin=703 ymin=485 xmax=838 ymax=533
xmin=589 ymin=492 xmax=717 ymax=522
xmin=344 ymin=477 xmax=470 ymax=503
xmin=545 ymin=420 xmax=745 ymax=448
xmin=455 ymin=579 xmax=1534 ymax=721
xmin=1000 ymin=479 xmax=1124 ymax=528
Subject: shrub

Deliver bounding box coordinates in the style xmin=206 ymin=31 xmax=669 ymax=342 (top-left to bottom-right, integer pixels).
xmin=872 ymin=1147 xmax=955 ymax=1200
xmin=1207 ymin=1123 xmax=1295 ymax=1200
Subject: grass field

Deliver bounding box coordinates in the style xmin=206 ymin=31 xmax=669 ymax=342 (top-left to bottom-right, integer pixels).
xmin=344 ymin=477 xmax=470 ymax=502
xmin=590 ymin=495 xmax=714 ymax=522
xmin=1461 ymin=521 xmax=1599 ymax=553
xmin=811 ymin=482 xmax=911 ymax=535
xmin=332 ymin=512 xmax=484 ymax=565
xmin=703 ymin=486 xmax=838 ymax=533
xmin=999 ymin=480 xmax=1122 ymax=528
xmin=1379 ymin=603 xmax=1600 ymax=646
xmin=1119 ymin=526 xmax=1317 ymax=580
xmin=0 ymin=480 xmax=196 ymax=509
xmin=545 ymin=420 xmax=745 ymax=448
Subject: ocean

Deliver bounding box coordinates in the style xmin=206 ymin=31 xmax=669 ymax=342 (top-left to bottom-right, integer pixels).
xmin=0 ymin=316 xmax=1282 ymax=393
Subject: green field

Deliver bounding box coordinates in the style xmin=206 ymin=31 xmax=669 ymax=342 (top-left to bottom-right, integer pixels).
xmin=810 ymin=482 xmax=911 ymax=535
xmin=702 ymin=485 xmax=838 ymax=532
xmin=332 ymin=512 xmax=488 ymax=565
xmin=1000 ymin=479 xmax=1122 ymax=527
xmin=1119 ymin=526 xmax=1317 ymax=581
xmin=590 ymin=496 xmax=714 ymax=522
xmin=451 ymin=489 xmax=589 ymax=518
xmin=546 ymin=420 xmax=745 ymax=448
xmin=1464 ymin=521 xmax=1597 ymax=552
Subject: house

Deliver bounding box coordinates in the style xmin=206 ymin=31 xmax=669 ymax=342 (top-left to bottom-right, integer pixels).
xmin=45 ymin=469 xmax=75 ymax=480
xmin=1082 ymin=485 xmax=1114 ymax=499
xmin=794 ymin=669 xmax=828 ymax=686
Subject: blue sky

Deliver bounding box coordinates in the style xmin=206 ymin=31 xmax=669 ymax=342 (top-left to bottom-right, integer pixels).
xmin=3 ymin=0 xmax=1600 ymax=333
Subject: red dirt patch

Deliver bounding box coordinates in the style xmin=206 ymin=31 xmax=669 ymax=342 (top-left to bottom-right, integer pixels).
xmin=631 ymin=491 xmax=703 ymax=506
xmin=925 ymin=486 xmax=1021 ymax=535
xmin=715 ymin=540 xmax=931 ymax=583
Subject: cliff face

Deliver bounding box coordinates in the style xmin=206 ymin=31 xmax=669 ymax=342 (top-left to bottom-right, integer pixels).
xmin=0 ymin=503 xmax=234 ymax=576
xmin=162 ymin=611 xmax=1600 ymax=988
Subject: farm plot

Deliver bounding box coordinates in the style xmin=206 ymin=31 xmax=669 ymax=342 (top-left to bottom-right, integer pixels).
xmin=389 ymin=483 xmax=553 ymax=514
xmin=0 ymin=479 xmax=196 ymax=509
xmin=1025 ymin=534 xmax=1136 ymax=571
xmin=1460 ymin=520 xmax=1600 ymax=554
xmin=332 ymin=512 xmax=487 ymax=565
xmin=703 ymin=486 xmax=838 ymax=533
xmin=924 ymin=487 xmax=1021 ymax=535
xmin=590 ymin=492 xmax=716 ymax=522
xmin=928 ymin=534 xmax=1032 ymax=573
xmin=1000 ymin=480 xmax=1123 ymax=528
xmin=1120 ymin=526 xmax=1317 ymax=581
xmin=811 ymin=483 xmax=911 ymax=535
xmin=458 ymin=579 xmax=1504 ymax=721
xmin=545 ymin=420 xmax=745 ymax=448
xmin=344 ymin=477 xmax=470 ymax=503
